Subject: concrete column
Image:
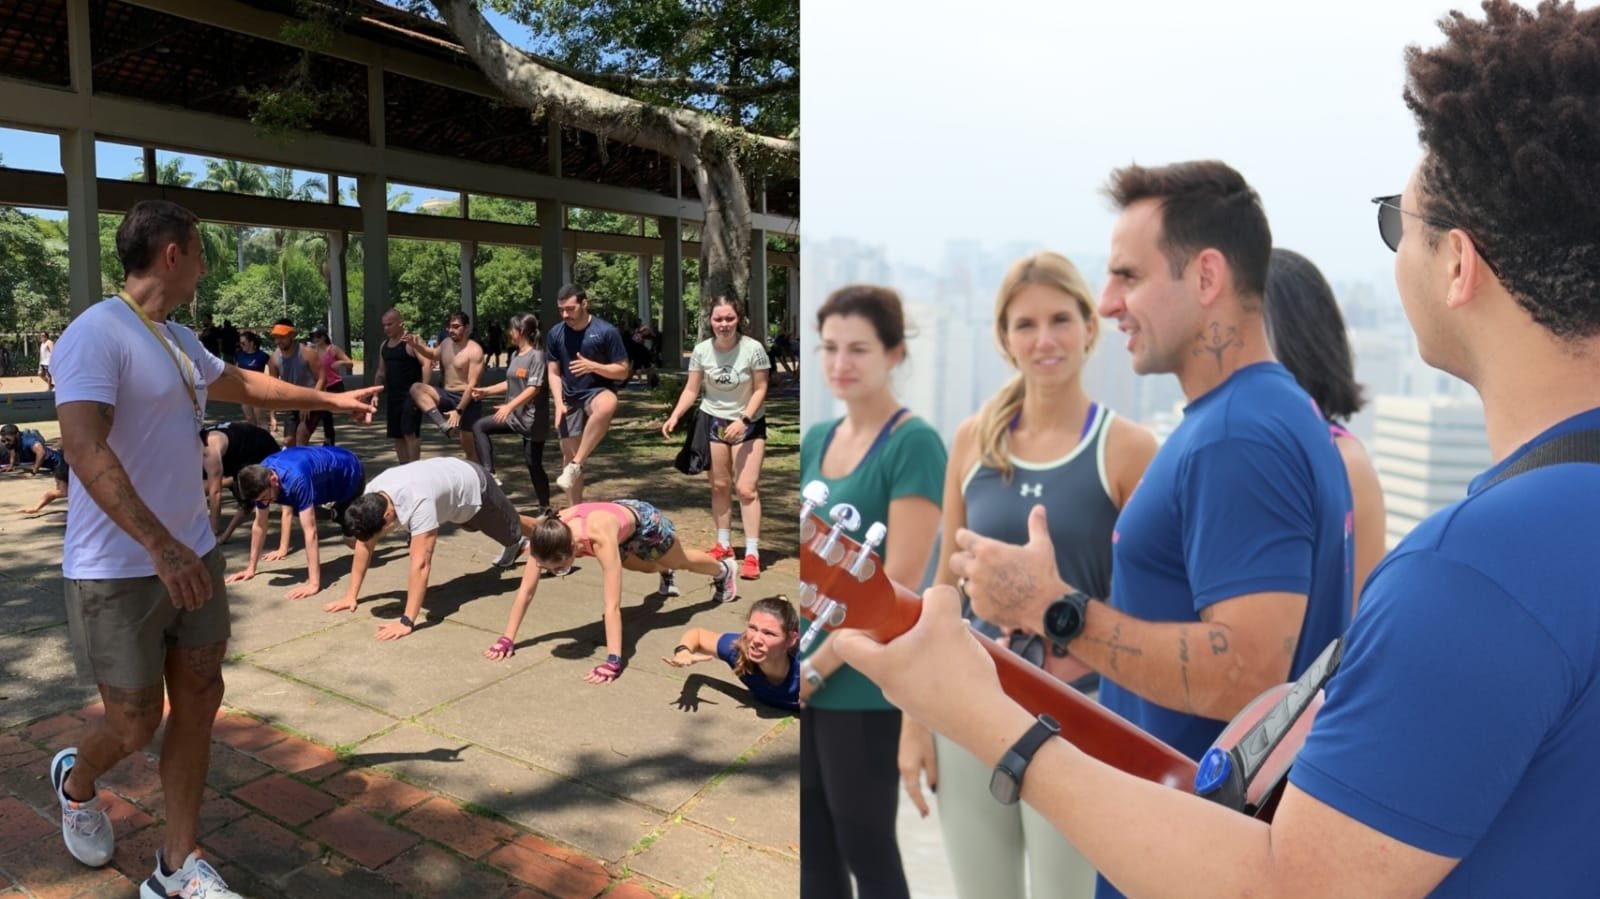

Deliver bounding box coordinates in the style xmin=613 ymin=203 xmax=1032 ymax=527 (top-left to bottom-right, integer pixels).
xmin=358 ymin=174 xmax=389 ymax=378
xmin=748 ymin=230 xmax=768 ymax=340
xmin=538 ymin=201 xmax=562 ymax=328
xmin=460 ymin=240 xmax=477 ymax=323
xmin=660 ymin=216 xmax=683 ymax=368
xmin=61 ymin=130 xmax=101 ymax=317
xmin=64 ymin=0 xmax=99 ymax=317
xmin=637 ymin=254 xmax=652 ymax=326
xmin=785 ymin=264 xmax=798 ymax=333
xmin=327 ymin=230 xmax=350 ymax=351
xmin=359 ymin=59 xmax=388 ymax=376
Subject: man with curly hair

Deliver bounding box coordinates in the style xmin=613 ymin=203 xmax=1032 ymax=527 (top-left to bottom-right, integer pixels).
xmin=829 ymin=3 xmax=1600 ymax=897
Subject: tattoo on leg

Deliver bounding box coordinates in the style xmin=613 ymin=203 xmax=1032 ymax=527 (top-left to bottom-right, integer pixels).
xmin=1209 ymin=629 xmax=1229 ymax=655
xmin=102 ymin=684 xmax=165 ymax=720
xmin=1193 ymin=322 xmax=1242 ymax=370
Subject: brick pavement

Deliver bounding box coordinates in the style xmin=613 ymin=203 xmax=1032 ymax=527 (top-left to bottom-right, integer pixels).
xmin=0 ymin=705 xmax=671 ymax=898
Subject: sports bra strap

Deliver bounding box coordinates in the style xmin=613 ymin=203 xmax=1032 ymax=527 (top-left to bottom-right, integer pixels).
xmin=820 ymin=407 xmax=909 ymax=470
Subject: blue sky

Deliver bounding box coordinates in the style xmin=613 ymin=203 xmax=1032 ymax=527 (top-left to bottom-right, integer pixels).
xmin=0 ymin=6 xmax=538 ymax=218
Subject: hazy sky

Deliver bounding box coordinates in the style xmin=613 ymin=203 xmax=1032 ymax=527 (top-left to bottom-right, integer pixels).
xmin=800 ymin=0 xmax=1572 ymax=285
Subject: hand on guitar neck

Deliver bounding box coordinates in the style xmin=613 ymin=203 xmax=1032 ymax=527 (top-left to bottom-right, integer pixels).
xmin=800 ymin=490 xmax=1337 ymax=819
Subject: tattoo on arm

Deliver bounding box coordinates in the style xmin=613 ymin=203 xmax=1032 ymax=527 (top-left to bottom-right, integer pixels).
xmin=1083 ymin=620 xmax=1144 ymax=674
xmin=1178 ymin=626 xmax=1192 ymax=710
xmin=1209 ymin=629 xmax=1230 ymax=655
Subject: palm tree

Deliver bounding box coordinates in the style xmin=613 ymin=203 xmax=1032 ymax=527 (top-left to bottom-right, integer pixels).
xmin=128 ymin=155 xmax=196 ymax=187
xmin=262 ymin=168 xmax=327 ymax=314
xmin=196 ymin=159 xmax=269 ymax=272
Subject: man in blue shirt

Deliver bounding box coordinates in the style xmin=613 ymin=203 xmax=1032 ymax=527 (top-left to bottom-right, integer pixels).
xmin=546 ymin=284 xmax=630 ymax=503
xmin=950 ymin=159 xmax=1352 ymax=769
xmin=225 ymin=446 xmax=365 ymax=601
xmin=834 ymin=3 xmax=1600 ymax=896
xmin=1 ymin=424 xmax=64 ymax=477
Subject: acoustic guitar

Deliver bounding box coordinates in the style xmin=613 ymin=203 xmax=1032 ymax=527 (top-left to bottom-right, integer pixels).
xmin=798 ymin=483 xmax=1341 ymax=819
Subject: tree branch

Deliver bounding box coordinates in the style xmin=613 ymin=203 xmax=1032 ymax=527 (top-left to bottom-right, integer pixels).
xmin=430 ymin=0 xmax=796 ymax=166
xmin=533 ymin=56 xmax=797 ymax=103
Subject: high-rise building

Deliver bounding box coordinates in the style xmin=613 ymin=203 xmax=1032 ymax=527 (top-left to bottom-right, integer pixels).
xmin=1370 ymin=395 xmax=1491 ymax=549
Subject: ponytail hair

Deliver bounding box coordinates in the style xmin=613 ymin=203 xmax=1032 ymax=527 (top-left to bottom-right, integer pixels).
xmin=732 ymin=596 xmax=800 ymax=679
xmin=975 ymin=251 xmax=1098 ymax=481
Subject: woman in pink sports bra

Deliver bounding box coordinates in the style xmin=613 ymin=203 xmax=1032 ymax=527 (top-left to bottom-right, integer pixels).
xmin=305 ymin=324 xmax=354 ymax=445
xmin=485 ymin=501 xmax=739 ymax=683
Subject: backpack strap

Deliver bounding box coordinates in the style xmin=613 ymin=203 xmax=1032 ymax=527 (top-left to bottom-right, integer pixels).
xmin=1485 ymin=429 xmax=1600 ymax=490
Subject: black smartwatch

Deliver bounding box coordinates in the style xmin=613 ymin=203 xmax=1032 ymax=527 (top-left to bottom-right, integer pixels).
xmin=989 ymin=713 xmax=1061 ymax=804
xmin=739 ymin=414 xmax=753 ymax=425
xmin=1043 ymin=591 xmax=1092 ymax=650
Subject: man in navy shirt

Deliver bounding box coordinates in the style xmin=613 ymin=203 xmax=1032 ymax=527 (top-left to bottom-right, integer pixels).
xmin=835 ymin=3 xmax=1600 ymax=896
xmin=225 ymin=446 xmax=365 ymax=600
xmin=0 ymin=424 xmax=64 ymax=476
xmin=546 ymin=285 xmax=630 ymax=503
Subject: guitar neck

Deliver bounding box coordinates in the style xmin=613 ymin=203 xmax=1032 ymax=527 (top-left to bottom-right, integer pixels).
xmin=851 ymin=574 xmax=1198 ymax=790
xmin=985 ymin=638 xmax=1197 ymax=789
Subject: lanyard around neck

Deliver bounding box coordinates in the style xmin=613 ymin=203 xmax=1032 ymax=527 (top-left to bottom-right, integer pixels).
xmin=116 ymin=291 xmax=201 ymax=423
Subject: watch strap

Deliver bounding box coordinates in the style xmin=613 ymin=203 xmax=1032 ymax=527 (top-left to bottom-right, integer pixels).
xmin=991 ymin=714 xmax=1060 ymax=804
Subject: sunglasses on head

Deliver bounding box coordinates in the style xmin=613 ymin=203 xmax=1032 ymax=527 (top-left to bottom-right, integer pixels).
xmin=1371 ymin=195 xmax=1500 ymax=275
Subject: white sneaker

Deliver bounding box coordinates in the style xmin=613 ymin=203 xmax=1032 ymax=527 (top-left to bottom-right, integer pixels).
xmin=51 ymin=747 xmax=113 ymax=868
xmin=494 ymin=536 xmax=528 ymax=568
xmin=711 ymin=559 xmax=738 ymax=604
xmin=555 ymin=461 xmax=582 ymax=493
xmin=658 ymin=571 xmax=680 ymax=597
xmin=141 ymin=849 xmax=242 ymax=898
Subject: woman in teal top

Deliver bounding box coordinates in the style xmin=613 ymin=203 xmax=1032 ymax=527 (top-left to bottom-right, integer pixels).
xmin=800 ymin=285 xmax=947 ymax=899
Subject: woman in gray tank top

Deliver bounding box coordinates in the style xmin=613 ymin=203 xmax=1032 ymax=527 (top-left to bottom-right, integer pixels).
xmin=468 ymin=312 xmax=552 ymax=513
xmin=901 ymin=252 xmax=1158 ymax=899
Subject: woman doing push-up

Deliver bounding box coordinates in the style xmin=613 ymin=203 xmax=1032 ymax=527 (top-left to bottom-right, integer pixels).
xmin=486 ymin=500 xmax=739 ymax=683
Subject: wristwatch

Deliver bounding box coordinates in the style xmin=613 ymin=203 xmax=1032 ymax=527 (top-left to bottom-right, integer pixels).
xmin=1043 ymin=591 xmax=1092 ymax=651
xmin=739 ymin=414 xmax=754 ymax=425
xmin=989 ymin=713 xmax=1061 ymax=804
xmin=800 ymin=661 xmax=826 ymax=691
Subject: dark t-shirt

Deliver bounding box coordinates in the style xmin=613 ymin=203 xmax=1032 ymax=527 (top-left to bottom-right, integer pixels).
xmin=716 ymin=633 xmax=799 ymax=711
xmin=235 ymin=349 xmax=270 ymax=372
xmin=546 ymin=315 xmax=628 ymax=403
xmin=200 ymin=422 xmax=281 ymax=476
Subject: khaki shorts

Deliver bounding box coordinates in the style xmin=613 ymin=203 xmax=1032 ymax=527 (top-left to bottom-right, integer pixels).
xmin=63 ymin=546 xmax=230 ymax=689
xmin=460 ymin=462 xmax=523 ymax=547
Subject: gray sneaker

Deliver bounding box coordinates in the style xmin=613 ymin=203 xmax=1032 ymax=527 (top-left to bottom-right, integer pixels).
xmin=141 ymin=849 xmax=242 ymax=898
xmin=658 ymin=571 xmax=680 ymax=597
xmin=51 ymin=747 xmax=113 ymax=868
xmin=494 ymin=536 xmax=528 ymax=568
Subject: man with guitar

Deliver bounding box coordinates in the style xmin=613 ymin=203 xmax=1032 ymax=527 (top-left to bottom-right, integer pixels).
xmin=834 ymin=3 xmax=1600 ymax=895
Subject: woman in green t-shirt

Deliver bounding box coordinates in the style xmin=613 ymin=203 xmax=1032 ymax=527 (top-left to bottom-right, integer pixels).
xmin=663 ymin=296 xmax=772 ymax=581
xmin=800 ymin=284 xmax=947 ymax=899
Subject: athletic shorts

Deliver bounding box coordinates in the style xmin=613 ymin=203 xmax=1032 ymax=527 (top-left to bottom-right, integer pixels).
xmin=63 ymin=546 xmax=230 ymax=689
xmin=459 ymin=462 xmax=522 ymax=547
xmin=385 ymin=390 xmax=423 ymax=438
xmin=557 ymin=391 xmax=611 ymax=439
xmin=432 ymin=386 xmax=485 ymax=430
xmin=709 ymin=415 xmax=769 ymax=445
xmin=615 ymin=499 xmax=676 ymax=562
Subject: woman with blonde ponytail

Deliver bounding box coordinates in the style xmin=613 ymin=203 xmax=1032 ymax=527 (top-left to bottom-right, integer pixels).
xmin=899 ymin=251 xmax=1157 ymax=899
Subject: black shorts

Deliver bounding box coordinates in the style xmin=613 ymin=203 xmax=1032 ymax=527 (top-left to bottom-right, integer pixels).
xmin=709 ymin=415 xmax=768 ymax=445
xmin=436 ymin=388 xmax=485 ymax=430
xmin=385 ymin=390 xmax=422 ymax=438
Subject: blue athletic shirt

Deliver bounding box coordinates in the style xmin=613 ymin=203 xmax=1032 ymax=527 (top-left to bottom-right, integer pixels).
xmin=1289 ymin=406 xmax=1600 ymax=895
xmin=1102 ymin=363 xmax=1352 ymax=761
xmin=235 ymin=348 xmax=270 ymax=372
xmin=260 ymin=446 xmax=365 ymax=512
xmin=716 ymin=633 xmax=799 ymax=711
xmin=546 ymin=316 xmax=628 ymax=404
xmin=9 ymin=429 xmax=61 ymax=469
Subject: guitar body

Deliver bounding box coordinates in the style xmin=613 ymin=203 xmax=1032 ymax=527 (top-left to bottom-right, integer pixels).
xmin=800 ymin=508 xmax=1327 ymax=820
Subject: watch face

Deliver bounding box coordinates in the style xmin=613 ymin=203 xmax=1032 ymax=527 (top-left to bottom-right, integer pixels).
xmin=989 ymin=764 xmax=1022 ymax=805
xmin=1046 ymin=598 xmax=1083 ymax=642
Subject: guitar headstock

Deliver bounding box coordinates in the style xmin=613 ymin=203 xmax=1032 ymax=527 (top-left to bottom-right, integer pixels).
xmin=797 ymin=480 xmax=923 ymax=650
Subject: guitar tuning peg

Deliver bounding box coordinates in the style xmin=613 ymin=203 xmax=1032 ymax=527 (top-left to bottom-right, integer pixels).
xmin=800 ymin=481 xmax=830 ymax=523
xmin=847 ymin=521 xmax=887 ymax=579
xmin=828 ymin=503 xmax=862 ymax=532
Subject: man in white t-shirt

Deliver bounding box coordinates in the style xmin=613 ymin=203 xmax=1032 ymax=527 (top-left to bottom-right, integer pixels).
xmin=38 ymin=331 xmax=54 ymax=390
xmin=49 ymin=200 xmax=379 ymax=899
xmin=328 ymin=456 xmax=538 ymax=641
